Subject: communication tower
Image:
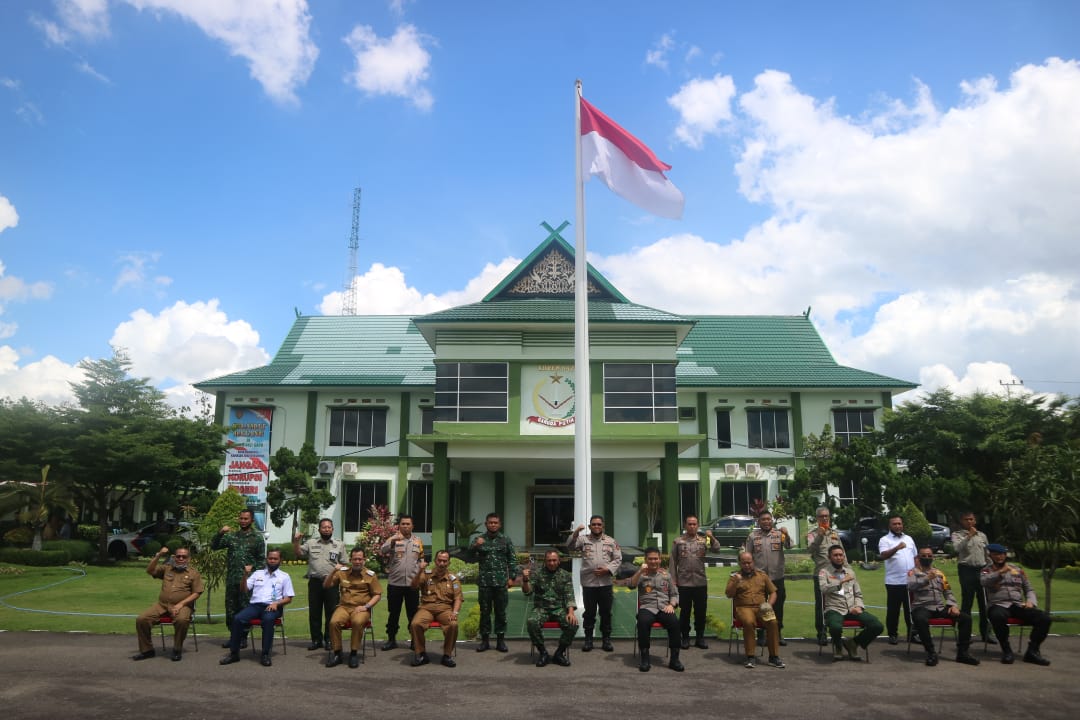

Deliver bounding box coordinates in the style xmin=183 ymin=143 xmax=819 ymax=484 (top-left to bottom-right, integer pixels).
xmin=342 ymin=187 xmax=360 ymax=316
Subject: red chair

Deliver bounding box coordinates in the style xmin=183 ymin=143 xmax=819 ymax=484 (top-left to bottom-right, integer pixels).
xmin=338 ymin=618 xmax=377 ymax=662
xmin=155 ymin=605 xmax=198 ymax=652
xmin=818 ymin=616 xmax=871 ymax=663
xmin=982 ymin=616 xmax=1027 ymax=655
xmin=248 ymin=616 xmax=287 ymax=655
xmin=906 ymin=616 xmax=957 ymax=655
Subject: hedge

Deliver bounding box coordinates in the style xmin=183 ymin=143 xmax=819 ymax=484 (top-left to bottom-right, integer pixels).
xmin=0 ymin=548 xmax=69 ymax=566
xmin=41 ymin=540 xmax=96 ymax=563
xmin=1019 ymin=541 xmax=1080 ymax=567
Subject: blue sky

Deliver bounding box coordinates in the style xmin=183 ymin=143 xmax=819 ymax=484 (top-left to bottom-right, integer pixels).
xmin=1 ymin=0 xmax=1079 ymax=410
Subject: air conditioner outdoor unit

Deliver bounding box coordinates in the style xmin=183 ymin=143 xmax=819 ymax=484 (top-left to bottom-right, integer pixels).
xmin=317 ymin=461 xmax=335 ymax=475
xmin=745 ymin=462 xmax=761 ymax=477
xmin=420 ymin=462 xmax=435 ymax=475
xmin=724 ymin=463 xmax=740 ymax=478
xmin=777 ymin=465 xmax=789 ymax=477
xmin=340 ymin=462 xmax=358 ymax=476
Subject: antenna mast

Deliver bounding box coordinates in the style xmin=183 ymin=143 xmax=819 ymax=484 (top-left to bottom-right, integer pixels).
xmin=342 ymin=187 xmax=360 ymax=316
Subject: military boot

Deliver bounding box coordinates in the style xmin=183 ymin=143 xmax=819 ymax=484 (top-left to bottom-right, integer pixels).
xmin=638 ymin=648 xmax=651 ymax=672
xmin=495 ymin=634 xmax=508 ymax=652
xmin=695 ymin=635 xmax=709 ymax=650
xmin=1023 ymin=640 xmax=1051 ymax=666
xmin=381 ymin=635 xmax=397 ymax=651
xmin=1000 ymin=639 xmax=1015 ymax=664
xmin=601 ymin=636 xmax=614 ymax=652
xmin=582 ymin=632 xmax=594 ymax=652
xmin=552 ymin=644 xmax=571 ymax=667
xmin=668 ymin=647 xmax=684 ymax=672
xmin=534 ymin=645 xmax=549 ymax=667
xmin=476 ymin=635 xmax=490 ymax=652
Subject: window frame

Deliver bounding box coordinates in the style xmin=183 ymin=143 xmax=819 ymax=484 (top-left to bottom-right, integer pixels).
xmin=602 ymin=362 xmax=677 ymax=423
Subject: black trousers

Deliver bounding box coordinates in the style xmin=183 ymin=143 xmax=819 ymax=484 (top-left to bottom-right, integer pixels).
xmin=912 ymin=607 xmax=973 ymax=654
xmin=988 ymin=603 xmax=1052 ymax=647
xmin=814 ymin=575 xmax=825 ymax=636
xmin=772 ymin=578 xmax=787 ymax=630
xmin=306 ymin=577 xmax=339 ymax=644
xmin=637 ymin=608 xmax=681 ymax=650
xmin=581 ymin=585 xmax=614 ymax=638
xmin=958 ymin=564 xmax=989 ymax=638
xmin=678 ymin=585 xmax=708 ymax=638
xmin=885 ymin=583 xmax=912 ymax=637
xmin=384 ymin=584 xmax=419 ymax=638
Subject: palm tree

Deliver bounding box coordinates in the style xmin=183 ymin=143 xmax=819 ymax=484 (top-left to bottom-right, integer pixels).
xmin=0 ymin=466 xmax=78 ymax=550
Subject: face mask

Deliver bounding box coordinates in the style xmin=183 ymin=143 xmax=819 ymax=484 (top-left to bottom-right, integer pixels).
xmin=919 ymin=557 xmax=933 ymax=568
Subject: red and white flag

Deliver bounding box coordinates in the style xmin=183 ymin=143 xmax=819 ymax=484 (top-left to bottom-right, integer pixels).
xmin=579 ymin=96 xmax=684 ymax=220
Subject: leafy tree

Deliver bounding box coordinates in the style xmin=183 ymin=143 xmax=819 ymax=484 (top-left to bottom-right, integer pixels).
xmin=0 ymin=398 xmax=62 ymax=482
xmin=266 ymin=442 xmax=334 ymax=538
xmin=896 ymin=500 xmax=932 ymax=548
xmin=0 ymin=465 xmax=78 ymax=550
xmin=787 ymin=430 xmax=896 ymax=527
xmin=192 ymin=488 xmax=249 ymax=622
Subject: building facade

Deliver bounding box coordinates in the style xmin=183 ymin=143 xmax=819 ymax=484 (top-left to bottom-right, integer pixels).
xmin=196 ymin=230 xmax=915 ymax=550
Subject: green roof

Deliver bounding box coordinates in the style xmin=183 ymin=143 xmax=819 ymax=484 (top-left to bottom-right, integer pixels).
xmin=414 ymin=299 xmax=690 ymax=324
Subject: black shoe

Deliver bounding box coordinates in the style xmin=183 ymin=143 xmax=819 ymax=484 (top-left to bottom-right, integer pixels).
xmin=888 ymin=635 xmax=898 ymax=645
xmin=680 ymin=636 xmax=690 ymax=650
xmin=778 ymin=637 xmax=788 ymax=646
xmin=325 ymin=652 xmax=342 ymax=668
xmin=476 ymin=637 xmax=490 ymax=652
xmin=981 ymin=633 xmax=996 ymax=644
xmin=171 ymin=649 xmax=182 ymax=662
xmin=552 ymin=646 xmax=571 ymax=667
xmin=1001 ymin=650 xmax=1015 ymax=664
xmin=601 ymin=637 xmax=614 ymax=652
xmin=260 ymin=653 xmax=272 ymax=667
xmin=668 ymin=649 xmax=684 ymax=672
xmin=695 ymin=637 xmax=709 ymax=650
xmin=219 ymin=653 xmax=240 ymax=665
xmin=817 ymin=632 xmax=829 ymax=646
xmin=909 ymin=633 xmax=921 ymax=644
xmin=221 ymin=640 xmax=232 ymax=648
xmin=495 ymin=636 xmax=508 ymax=653
xmin=639 ymin=652 xmax=651 ymax=672
xmin=348 ymin=653 xmax=360 ymax=669
xmin=582 ymin=636 xmax=594 ymax=652
xmin=441 ymin=654 xmax=456 ymax=668
xmin=956 ymin=653 xmax=981 ymax=666
xmin=239 ymin=638 xmax=248 ymax=650
xmin=1023 ymin=650 xmax=1051 ymax=666
xmin=925 ymin=653 xmax=939 ymax=667
xmin=131 ymin=650 xmax=155 ymax=661
xmin=535 ymin=648 xmax=549 ymax=667
xmin=411 ymin=652 xmax=430 ymax=667
xmin=325 ymin=639 xmax=333 ymax=650
xmin=382 ymin=638 xmax=398 ymax=651
xmin=307 ymin=641 xmax=322 ymax=651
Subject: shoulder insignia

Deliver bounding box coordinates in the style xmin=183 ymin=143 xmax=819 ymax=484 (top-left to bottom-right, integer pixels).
xmin=365 ymin=569 xmax=375 ymax=576
xmin=448 ymin=573 xmax=458 ymax=581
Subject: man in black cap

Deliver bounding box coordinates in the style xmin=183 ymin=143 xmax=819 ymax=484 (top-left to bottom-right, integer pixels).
xmin=980 ymin=543 xmax=1052 ymax=665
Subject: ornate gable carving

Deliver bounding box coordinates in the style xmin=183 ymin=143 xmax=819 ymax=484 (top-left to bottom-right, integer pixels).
xmin=505 ymin=248 xmax=600 ymax=297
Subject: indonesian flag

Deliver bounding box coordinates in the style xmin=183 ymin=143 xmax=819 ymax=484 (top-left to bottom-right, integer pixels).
xmin=579 ymin=96 xmax=684 ymax=219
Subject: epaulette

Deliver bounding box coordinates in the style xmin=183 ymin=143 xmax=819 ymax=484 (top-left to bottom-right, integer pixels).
xmin=366 ymin=569 xmax=375 ymax=576
xmin=448 ymin=573 xmax=458 ymax=581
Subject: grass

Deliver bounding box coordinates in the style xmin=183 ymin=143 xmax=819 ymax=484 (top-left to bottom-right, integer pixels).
xmin=1 ymin=557 xmax=1077 ymax=639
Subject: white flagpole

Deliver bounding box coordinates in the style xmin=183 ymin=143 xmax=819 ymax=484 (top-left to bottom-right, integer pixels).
xmin=573 ymin=79 xmax=592 ymax=530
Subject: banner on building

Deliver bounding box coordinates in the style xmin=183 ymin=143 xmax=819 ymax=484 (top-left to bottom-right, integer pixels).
xmin=224 ymin=407 xmax=273 ymax=530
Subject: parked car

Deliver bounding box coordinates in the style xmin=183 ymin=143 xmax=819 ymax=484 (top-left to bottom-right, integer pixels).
xmin=702 ymin=515 xmax=756 ymax=547
xmin=107 ymin=519 xmax=195 ymax=560
xmin=839 ymin=517 xmax=952 ymax=555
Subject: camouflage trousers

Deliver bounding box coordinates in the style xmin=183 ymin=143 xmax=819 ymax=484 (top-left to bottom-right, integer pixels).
xmin=223 ymin=573 xmax=251 ymax=631
xmin=526 ymin=608 xmax=578 ymax=647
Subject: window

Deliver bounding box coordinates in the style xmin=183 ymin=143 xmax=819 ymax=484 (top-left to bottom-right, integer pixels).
xmin=408 ymin=482 xmax=433 ymax=532
xmin=329 ymin=408 xmax=387 ymax=447
xmin=679 ymin=483 xmax=699 ymax=522
xmin=715 ymin=410 xmax=732 ymax=449
xmin=342 ymin=480 xmax=389 ymax=533
xmin=603 ymin=363 xmax=677 ymax=423
xmin=718 ymin=481 xmax=766 ymax=516
xmin=746 ymin=409 xmax=790 ymax=449
xmin=420 ymin=406 xmax=434 ymax=434
xmin=837 ymin=478 xmax=860 ymax=507
xmin=434 ymin=362 xmax=508 ymax=422
xmin=833 ymin=409 xmax=875 ymax=446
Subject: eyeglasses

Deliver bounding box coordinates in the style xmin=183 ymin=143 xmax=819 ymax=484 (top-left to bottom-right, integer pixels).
xmin=589 ymin=522 xmax=603 ymax=526
xmin=174 ymin=555 xmax=190 ymax=559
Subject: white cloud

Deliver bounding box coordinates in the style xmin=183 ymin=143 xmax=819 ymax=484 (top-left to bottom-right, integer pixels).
xmin=1 ymin=77 xmax=19 ymax=90
xmin=15 ymin=102 xmax=46 ymax=126
xmin=0 ymin=260 xmax=53 ymax=303
xmin=124 ymin=0 xmax=318 ymax=104
xmin=0 ymin=347 xmax=84 ymax=406
xmin=645 ymin=33 xmax=675 ymax=70
xmin=343 ymin=24 xmax=434 ymax=111
xmin=667 ymin=73 xmax=737 ymax=148
xmin=74 ymin=58 xmax=111 ymax=84
xmin=319 ymin=259 xmax=520 ymax=316
xmin=32 ymin=0 xmax=110 ymax=46
xmin=0 ymin=195 xmax=17 ymax=232
xmin=113 ymin=251 xmax=171 ymax=293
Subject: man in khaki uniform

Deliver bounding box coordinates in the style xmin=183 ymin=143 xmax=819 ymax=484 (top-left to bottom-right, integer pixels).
xmin=133 ymin=546 xmax=204 ymax=662
xmin=324 ymin=548 xmax=382 ymax=668
xmin=725 ymin=551 xmax=784 ymax=669
xmin=807 ymin=506 xmax=846 ymax=645
xmin=409 ymin=549 xmax=463 ymax=668
xmin=626 ymin=547 xmax=683 ymax=673
xmin=670 ymin=514 xmax=720 ymax=649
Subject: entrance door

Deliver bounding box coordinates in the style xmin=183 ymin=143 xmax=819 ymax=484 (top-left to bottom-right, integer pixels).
xmin=532 ymin=495 xmax=574 ymax=545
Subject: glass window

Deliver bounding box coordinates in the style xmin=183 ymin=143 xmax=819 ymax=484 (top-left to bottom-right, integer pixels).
xmin=602 ymin=363 xmax=678 ymax=423
xmin=679 ymin=483 xmax=699 ymax=522
xmin=833 ymin=409 xmax=875 ymax=446
xmin=746 ymin=409 xmax=790 ymax=449
xmin=434 ymin=362 xmax=508 ymax=422
xmin=342 ymin=481 xmax=389 ymax=533
xmin=715 ymin=410 xmax=732 ymax=449
xmin=408 ymin=482 xmax=433 ymax=532
xmin=718 ymin=481 xmax=767 ymax=516
xmin=329 ymin=408 xmax=387 ymax=447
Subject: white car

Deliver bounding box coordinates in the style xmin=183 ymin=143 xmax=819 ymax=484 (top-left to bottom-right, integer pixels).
xmin=107 ymin=519 xmax=196 ymax=560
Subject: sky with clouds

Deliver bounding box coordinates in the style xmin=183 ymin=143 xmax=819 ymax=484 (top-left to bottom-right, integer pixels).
xmin=1 ymin=0 xmax=1078 ymax=412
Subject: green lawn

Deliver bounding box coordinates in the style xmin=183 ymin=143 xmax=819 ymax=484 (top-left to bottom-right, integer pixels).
xmin=1 ymin=558 xmax=1077 ymax=640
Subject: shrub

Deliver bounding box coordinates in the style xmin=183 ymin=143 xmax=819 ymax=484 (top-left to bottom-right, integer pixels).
xmin=42 ymin=540 xmax=95 ymax=563
xmin=1019 ymin=541 xmax=1080 ymax=568
xmin=898 ymin=501 xmax=932 ymax=548
xmin=0 ymin=548 xmax=68 ymax=566
xmin=76 ymin=525 xmax=99 ymax=542
xmin=2 ymin=526 xmax=32 ymax=545
xmin=267 ymin=542 xmax=297 ymax=562
xmin=459 ymin=604 xmax=482 ymax=640
xmin=141 ymin=540 xmax=163 ymax=557
xmin=448 ymin=558 xmax=478 ymax=584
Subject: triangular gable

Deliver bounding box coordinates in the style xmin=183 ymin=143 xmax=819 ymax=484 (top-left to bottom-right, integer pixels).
xmin=481 ymin=221 xmax=628 ymax=303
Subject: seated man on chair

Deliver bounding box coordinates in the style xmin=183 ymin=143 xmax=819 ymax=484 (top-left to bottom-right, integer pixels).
xmin=820 ymin=545 xmax=883 ymax=661
xmin=409 ymin=550 xmax=463 ymax=668
xmin=133 ymin=546 xmax=203 ymax=662
xmin=981 ymin=543 xmax=1052 ymax=665
xmin=625 ymin=547 xmax=684 ymax=673
xmin=325 ymin=547 xmax=382 ymax=668
xmin=907 ymin=546 xmax=980 ymax=667
xmin=220 ymin=549 xmax=294 ymax=667
xmin=522 ymin=549 xmax=578 ymax=667
xmin=725 ymin=551 xmax=784 ymax=669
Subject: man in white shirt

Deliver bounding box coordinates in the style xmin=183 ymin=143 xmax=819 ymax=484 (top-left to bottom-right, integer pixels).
xmin=878 ymin=515 xmax=916 ymax=644
xmin=220 ymin=549 xmax=295 ymax=667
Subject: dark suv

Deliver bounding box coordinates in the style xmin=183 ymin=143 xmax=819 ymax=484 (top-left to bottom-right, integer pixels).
xmin=838 ymin=517 xmax=951 ymax=554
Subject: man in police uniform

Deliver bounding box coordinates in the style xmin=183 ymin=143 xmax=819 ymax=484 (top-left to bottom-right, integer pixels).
xmin=379 ymin=514 xmax=424 ymax=651
xmin=627 ymin=547 xmax=683 ymax=673
xmin=907 ymin=545 xmax=980 ymax=666
xmin=981 ymin=543 xmax=1052 ymax=665
xmin=293 ymin=517 xmax=348 ymax=651
xmin=211 ymin=508 xmax=265 ymax=649
xmin=522 ymin=549 xmax=578 ymax=667
xmin=951 ymin=511 xmax=992 ymax=642
xmin=324 ymin=547 xmax=382 ymax=668
xmin=133 ymin=546 xmax=203 ymax=661
xmin=807 ymin=506 xmax=846 ymax=645
xmin=670 ymin=514 xmax=720 ymax=650
xmin=219 ymin=549 xmax=294 ymax=667
xmin=820 ymin=544 xmax=883 ymax=661
xmin=469 ymin=512 xmax=518 ymax=652
xmin=409 ymin=549 xmax=463 ymax=668
xmin=567 ymin=514 xmax=621 ymax=652
xmin=725 ymin=551 xmax=785 ymax=669
xmin=744 ymin=510 xmax=791 ymax=645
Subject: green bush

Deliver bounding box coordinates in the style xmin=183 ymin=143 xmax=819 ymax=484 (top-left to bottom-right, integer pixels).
xmin=267 ymin=542 xmax=297 ymax=562
xmin=141 ymin=540 xmax=163 ymax=557
xmin=785 ymin=557 xmax=816 ymax=575
xmin=76 ymin=525 xmax=99 ymax=542
xmin=42 ymin=540 xmax=95 ymax=563
xmin=448 ymin=558 xmax=478 ymax=584
xmin=459 ymin=604 xmax=482 ymax=640
xmin=0 ymin=548 xmax=69 ymax=566
xmin=898 ymin=501 xmax=932 ymax=548
xmin=1019 ymin=541 xmax=1080 ymax=567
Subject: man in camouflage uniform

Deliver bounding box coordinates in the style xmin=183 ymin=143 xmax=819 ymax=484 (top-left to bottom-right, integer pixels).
xmin=211 ymin=508 xmax=265 ymax=648
xmin=907 ymin=546 xmax=980 ymax=667
xmin=133 ymin=546 xmax=203 ymax=661
xmin=807 ymin=506 xmax=846 ymax=645
xmin=567 ymin=514 xmax=621 ymax=651
xmin=522 ymin=549 xmax=578 ymax=667
xmin=627 ymin=547 xmax=684 ymax=673
xmin=410 ymin=549 xmax=463 ymax=668
xmin=324 ymin=547 xmax=382 ymax=669
xmin=981 ymin=542 xmax=1052 ymax=665
xmin=670 ymin=514 xmax=720 ymax=649
xmin=469 ymin=512 xmax=518 ymax=652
